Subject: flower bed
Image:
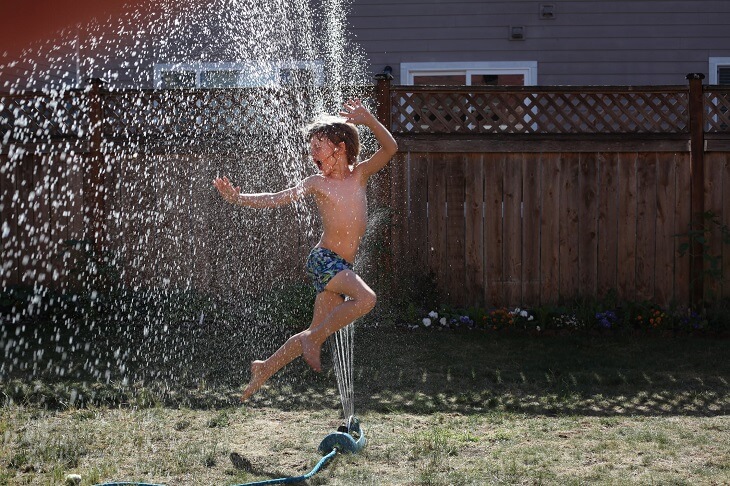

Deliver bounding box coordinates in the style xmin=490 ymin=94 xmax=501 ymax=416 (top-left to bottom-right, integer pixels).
xmin=402 ymin=301 xmax=729 ymax=337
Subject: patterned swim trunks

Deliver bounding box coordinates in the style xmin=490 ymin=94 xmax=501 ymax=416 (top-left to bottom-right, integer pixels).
xmin=305 ymin=247 xmax=354 ymax=294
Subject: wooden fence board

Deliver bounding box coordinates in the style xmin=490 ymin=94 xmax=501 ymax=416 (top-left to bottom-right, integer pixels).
xmin=559 ymin=153 xmax=580 ymax=299
xmin=705 ymin=151 xmax=726 ymax=299
xmin=410 ymin=154 xmax=429 ymax=271
xmin=674 ymin=153 xmax=692 ymax=304
xmin=540 ymin=153 xmax=560 ymax=303
xmin=46 ymin=153 xmax=65 ymax=287
xmin=636 ymin=152 xmax=658 ymax=301
xmin=1 ymin=155 xmax=18 ymax=287
xmin=191 ymin=156 xmax=216 ymax=292
xmin=18 ymin=154 xmax=35 ymax=286
xmin=484 ymin=153 xmax=505 ymax=306
xmin=428 ymin=157 xmax=448 ymax=294
xmin=34 ymin=154 xmax=51 ymax=287
xmin=464 ymin=155 xmax=484 ymax=307
xmin=617 ymin=153 xmax=638 ymax=300
xmin=722 ymin=153 xmax=730 ymax=300
xmin=654 ymin=152 xmax=677 ymax=305
xmin=446 ymin=154 xmax=466 ymax=305
xmin=521 ymin=154 xmax=541 ymax=306
xmin=389 ymin=153 xmax=407 ymax=274
xmin=578 ymin=153 xmax=599 ymax=297
xmin=597 ymin=152 xmax=619 ymax=298
xmin=68 ymin=156 xmax=85 ymax=241
xmin=503 ymin=152 xmax=523 ymax=306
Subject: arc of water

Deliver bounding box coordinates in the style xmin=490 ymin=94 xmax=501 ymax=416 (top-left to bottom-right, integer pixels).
xmin=330 ymin=320 xmax=355 ymax=420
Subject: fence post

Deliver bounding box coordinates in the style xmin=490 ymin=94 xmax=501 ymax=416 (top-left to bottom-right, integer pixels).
xmin=374 ymin=66 xmax=393 ymax=130
xmin=373 ymin=67 xmax=393 ymax=206
xmin=84 ymin=77 xmax=106 ymax=254
xmin=686 ymin=73 xmax=706 ymax=307
xmin=373 ymin=67 xmax=394 ymax=286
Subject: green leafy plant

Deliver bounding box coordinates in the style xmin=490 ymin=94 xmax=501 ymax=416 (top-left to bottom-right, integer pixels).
xmin=676 ymin=211 xmax=730 ymax=302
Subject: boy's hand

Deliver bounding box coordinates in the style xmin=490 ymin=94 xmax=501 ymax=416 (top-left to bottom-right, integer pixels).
xmin=213 ymin=176 xmax=241 ymax=204
xmin=340 ymin=99 xmax=375 ymax=126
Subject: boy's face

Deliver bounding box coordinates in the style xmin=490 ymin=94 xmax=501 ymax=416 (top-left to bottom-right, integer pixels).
xmin=310 ymin=136 xmax=339 ymax=175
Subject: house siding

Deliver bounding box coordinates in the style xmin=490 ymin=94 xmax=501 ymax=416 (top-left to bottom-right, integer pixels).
xmin=2 ymin=0 xmax=729 ymax=90
xmin=348 ymin=0 xmax=730 ymax=85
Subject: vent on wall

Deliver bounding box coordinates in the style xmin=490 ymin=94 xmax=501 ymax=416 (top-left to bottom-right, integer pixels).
xmin=719 ymin=66 xmax=730 ymax=85
xmin=509 ymin=26 xmax=525 ymax=40
xmin=540 ymin=3 xmax=556 ymax=20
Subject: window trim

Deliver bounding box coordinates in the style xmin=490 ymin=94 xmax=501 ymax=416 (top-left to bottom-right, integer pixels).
xmin=709 ymin=57 xmax=730 ymax=84
xmin=153 ymin=60 xmax=324 ymax=88
xmin=400 ymin=61 xmax=538 ymax=86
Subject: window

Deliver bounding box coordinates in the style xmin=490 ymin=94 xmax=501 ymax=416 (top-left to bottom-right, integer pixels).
xmin=709 ymin=58 xmax=730 ymax=85
xmin=159 ymin=70 xmax=196 ymax=89
xmin=154 ymin=61 xmax=323 ymax=88
xmin=400 ymin=61 xmax=538 ymax=86
xmin=721 ymin=68 xmax=730 ymax=85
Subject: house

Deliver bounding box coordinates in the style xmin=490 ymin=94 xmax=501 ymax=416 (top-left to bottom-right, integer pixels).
xmin=347 ymin=0 xmax=730 ymax=86
xmin=2 ymin=0 xmax=729 ymax=91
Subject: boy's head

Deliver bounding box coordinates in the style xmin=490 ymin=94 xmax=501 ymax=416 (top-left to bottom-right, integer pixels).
xmin=305 ymin=115 xmax=360 ymax=168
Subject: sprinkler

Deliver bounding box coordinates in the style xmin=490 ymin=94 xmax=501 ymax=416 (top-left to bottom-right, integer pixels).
xmin=318 ymin=415 xmax=366 ymax=454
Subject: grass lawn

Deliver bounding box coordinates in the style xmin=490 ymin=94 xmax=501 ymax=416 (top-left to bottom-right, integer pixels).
xmin=1 ymin=322 xmax=728 ymax=485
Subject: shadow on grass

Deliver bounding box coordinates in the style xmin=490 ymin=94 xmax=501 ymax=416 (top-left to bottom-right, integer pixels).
xmin=2 ymin=317 xmax=728 ymax=418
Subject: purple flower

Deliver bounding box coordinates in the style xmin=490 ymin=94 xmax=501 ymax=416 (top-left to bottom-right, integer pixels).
xmin=596 ymin=310 xmax=617 ymax=329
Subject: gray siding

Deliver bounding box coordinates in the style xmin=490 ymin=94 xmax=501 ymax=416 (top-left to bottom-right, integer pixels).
xmin=2 ymin=0 xmax=729 ymax=90
xmin=348 ymin=0 xmax=730 ymax=85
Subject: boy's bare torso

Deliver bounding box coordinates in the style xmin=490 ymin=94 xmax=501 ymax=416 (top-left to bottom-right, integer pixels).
xmin=311 ymin=171 xmax=367 ymax=263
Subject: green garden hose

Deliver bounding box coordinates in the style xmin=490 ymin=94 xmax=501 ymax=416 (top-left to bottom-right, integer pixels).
xmin=232 ymin=447 xmax=337 ymax=486
xmin=93 ymin=448 xmax=337 ymax=486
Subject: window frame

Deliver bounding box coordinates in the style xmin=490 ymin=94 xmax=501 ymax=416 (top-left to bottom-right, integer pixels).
xmin=709 ymin=57 xmax=730 ymax=85
xmin=400 ymin=61 xmax=538 ymax=86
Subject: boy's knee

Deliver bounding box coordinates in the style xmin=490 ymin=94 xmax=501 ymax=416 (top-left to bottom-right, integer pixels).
xmin=360 ymin=290 xmax=376 ymax=313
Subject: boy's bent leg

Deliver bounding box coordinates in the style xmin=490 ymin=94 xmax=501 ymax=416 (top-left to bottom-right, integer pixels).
xmin=241 ymin=332 xmax=303 ymax=401
xmin=241 ymin=291 xmax=344 ymax=401
xmin=300 ymin=270 xmax=376 ymax=371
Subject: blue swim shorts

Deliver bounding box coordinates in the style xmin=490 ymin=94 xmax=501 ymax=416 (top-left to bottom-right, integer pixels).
xmin=305 ymin=247 xmax=354 ymax=294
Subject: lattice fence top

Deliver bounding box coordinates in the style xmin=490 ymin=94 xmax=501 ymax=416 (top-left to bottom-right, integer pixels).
xmin=0 ymin=90 xmax=88 ymax=142
xmin=390 ymin=86 xmax=690 ymax=135
xmin=3 ymin=84 xmax=730 ymax=148
xmin=705 ymin=88 xmax=730 ymax=133
xmin=1 ymin=86 xmax=372 ymax=148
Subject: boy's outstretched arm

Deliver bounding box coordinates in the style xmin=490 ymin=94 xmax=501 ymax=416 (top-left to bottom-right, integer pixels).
xmin=213 ymin=176 xmax=314 ymax=208
xmin=342 ymin=99 xmax=398 ymax=179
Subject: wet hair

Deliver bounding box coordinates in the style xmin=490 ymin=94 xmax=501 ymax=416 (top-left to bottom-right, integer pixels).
xmin=304 ymin=115 xmax=360 ymax=167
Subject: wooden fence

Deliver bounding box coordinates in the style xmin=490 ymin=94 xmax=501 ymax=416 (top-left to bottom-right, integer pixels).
xmin=0 ymin=83 xmax=347 ymax=302
xmin=380 ymin=75 xmax=730 ymax=308
xmin=2 ymin=76 xmax=730 ymax=308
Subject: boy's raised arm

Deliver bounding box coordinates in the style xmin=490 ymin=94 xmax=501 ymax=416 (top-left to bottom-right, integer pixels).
xmin=341 ymin=99 xmax=398 ymax=179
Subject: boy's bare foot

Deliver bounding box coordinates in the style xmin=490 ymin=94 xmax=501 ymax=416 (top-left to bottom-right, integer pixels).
xmin=241 ymin=360 xmax=268 ymax=401
xmin=299 ymin=332 xmax=322 ymax=372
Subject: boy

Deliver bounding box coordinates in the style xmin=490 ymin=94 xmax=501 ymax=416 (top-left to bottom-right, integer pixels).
xmin=213 ymin=99 xmax=397 ymax=400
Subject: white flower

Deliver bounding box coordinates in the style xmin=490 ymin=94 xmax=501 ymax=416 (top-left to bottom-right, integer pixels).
xmin=528 ymin=315 xmax=534 ymax=321
xmin=536 ymin=326 xmax=541 ymax=332
xmin=520 ymin=310 xmax=528 ymax=318
xmin=422 ymin=318 xmax=432 ymax=327
xmin=428 ymin=311 xmax=439 ymax=319
xmin=440 ymin=317 xmax=447 ymax=326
